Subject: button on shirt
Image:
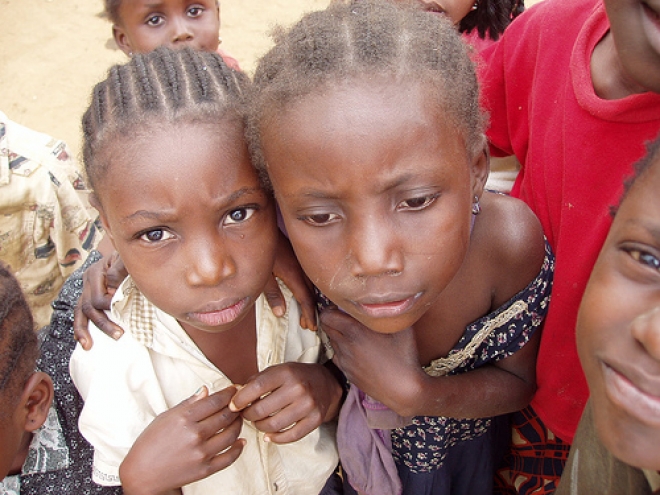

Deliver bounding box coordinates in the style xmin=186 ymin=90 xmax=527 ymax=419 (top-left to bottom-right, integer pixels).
xmin=70 ymin=278 xmax=338 ymax=495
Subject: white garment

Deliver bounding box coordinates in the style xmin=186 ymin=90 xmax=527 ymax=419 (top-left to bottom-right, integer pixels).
xmin=70 ymin=278 xmax=338 ymax=495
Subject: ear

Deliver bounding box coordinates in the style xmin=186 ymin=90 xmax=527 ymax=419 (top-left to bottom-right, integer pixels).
xmin=112 ymin=24 xmax=133 ymax=56
xmin=19 ymin=372 xmax=54 ymax=433
xmin=470 ymin=141 xmax=490 ymax=200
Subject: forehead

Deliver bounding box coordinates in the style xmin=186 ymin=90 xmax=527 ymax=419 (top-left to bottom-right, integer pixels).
xmin=262 ymin=77 xmax=471 ymax=193
xmin=98 ymin=120 xmax=254 ymax=198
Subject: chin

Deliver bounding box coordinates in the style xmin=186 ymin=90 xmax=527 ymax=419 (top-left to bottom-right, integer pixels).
xmin=596 ymin=408 xmax=660 ymax=470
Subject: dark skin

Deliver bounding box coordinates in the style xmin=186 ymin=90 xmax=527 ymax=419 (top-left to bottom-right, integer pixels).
xmin=88 ymin=122 xmax=342 ymax=493
xmin=262 ymin=78 xmax=547 ymax=420
xmin=73 ymin=229 xmax=317 ymax=348
xmin=319 ymin=192 xmax=544 ymax=418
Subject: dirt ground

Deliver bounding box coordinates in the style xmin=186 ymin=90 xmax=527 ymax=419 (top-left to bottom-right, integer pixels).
xmin=0 ymin=0 xmax=329 ymax=161
xmin=0 ymin=0 xmax=542 ymax=163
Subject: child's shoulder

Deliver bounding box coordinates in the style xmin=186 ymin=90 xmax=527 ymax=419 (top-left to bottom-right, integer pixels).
xmin=475 ymin=191 xmax=547 ymax=301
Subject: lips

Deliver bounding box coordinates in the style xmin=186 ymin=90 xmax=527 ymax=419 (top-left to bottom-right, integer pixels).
xmin=603 ymin=362 xmax=660 ymax=427
xmin=187 ymin=297 xmax=248 ymax=327
xmin=354 ymin=292 xmax=422 ymax=318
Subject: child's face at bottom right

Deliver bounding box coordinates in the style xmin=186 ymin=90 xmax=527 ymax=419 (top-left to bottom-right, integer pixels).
xmin=577 ymin=159 xmax=660 ymax=470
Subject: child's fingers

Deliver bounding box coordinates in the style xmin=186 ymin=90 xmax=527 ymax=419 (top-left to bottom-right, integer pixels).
xmin=263 ymin=274 xmax=287 ymax=318
xmin=184 ymin=386 xmax=237 ymax=422
xmin=202 ymin=416 xmax=244 ymax=456
xmin=204 ymin=437 xmax=246 ymax=476
xmin=263 ymin=416 xmax=318 ymax=444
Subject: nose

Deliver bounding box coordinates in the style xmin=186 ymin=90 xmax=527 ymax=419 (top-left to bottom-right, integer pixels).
xmin=185 ymin=236 xmax=236 ymax=287
xmin=171 ymin=18 xmax=193 ymax=43
xmin=348 ymin=214 xmax=404 ymax=278
xmin=630 ymin=305 xmax=660 ymax=362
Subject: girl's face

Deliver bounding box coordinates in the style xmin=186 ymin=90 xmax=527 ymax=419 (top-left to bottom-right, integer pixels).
xmin=96 ymin=121 xmax=277 ymax=337
xmin=604 ymin=0 xmax=660 ymax=93
xmin=576 ymin=159 xmax=660 ymax=470
xmin=262 ymin=78 xmax=487 ymax=334
xmin=390 ymin=0 xmax=475 ymax=25
xmin=113 ymin=0 xmax=220 ymax=56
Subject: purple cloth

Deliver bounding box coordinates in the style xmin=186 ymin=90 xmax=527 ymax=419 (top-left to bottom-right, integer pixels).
xmin=337 ymin=385 xmax=412 ymax=495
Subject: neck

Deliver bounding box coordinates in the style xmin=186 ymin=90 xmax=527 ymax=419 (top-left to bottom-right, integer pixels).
xmin=180 ymin=307 xmax=259 ymax=385
xmin=591 ymin=31 xmax=648 ymax=99
xmin=8 ymin=431 xmax=33 ymax=476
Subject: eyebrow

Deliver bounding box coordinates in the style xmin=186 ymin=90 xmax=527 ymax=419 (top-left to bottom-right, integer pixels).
xmin=121 ymin=187 xmax=264 ymax=224
xmin=293 ymin=172 xmax=418 ymax=199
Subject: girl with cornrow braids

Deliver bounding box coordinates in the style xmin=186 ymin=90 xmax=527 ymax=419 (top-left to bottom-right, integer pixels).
xmin=246 ymin=2 xmax=552 ymax=494
xmin=69 ymin=47 xmax=342 ymax=495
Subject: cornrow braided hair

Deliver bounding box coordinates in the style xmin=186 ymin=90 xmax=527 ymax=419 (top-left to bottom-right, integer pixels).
xmin=459 ymin=0 xmax=524 ymax=41
xmin=246 ymin=0 xmax=486 ymax=188
xmin=81 ymin=46 xmax=250 ymax=191
xmin=0 ymin=263 xmax=38 ymax=404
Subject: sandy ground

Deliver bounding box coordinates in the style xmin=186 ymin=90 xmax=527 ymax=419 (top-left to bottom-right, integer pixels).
xmin=0 ymin=0 xmax=329 ymax=161
xmin=0 ymin=0 xmax=542 ymax=163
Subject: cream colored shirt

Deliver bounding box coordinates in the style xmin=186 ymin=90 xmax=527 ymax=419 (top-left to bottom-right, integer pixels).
xmin=0 ymin=111 xmax=100 ymax=329
xmin=70 ymin=278 xmax=338 ymax=495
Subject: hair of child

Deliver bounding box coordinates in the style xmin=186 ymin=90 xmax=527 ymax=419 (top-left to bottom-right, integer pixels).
xmin=608 ymin=135 xmax=660 ymax=217
xmin=81 ymin=46 xmax=250 ymax=192
xmin=459 ymin=0 xmax=524 ymax=41
xmin=103 ymin=0 xmax=122 ymax=25
xmin=246 ymin=0 xmax=487 ymax=189
xmin=0 ymin=263 xmax=38 ymax=407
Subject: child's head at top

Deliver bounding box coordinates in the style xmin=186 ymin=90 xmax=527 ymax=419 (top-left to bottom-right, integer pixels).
xmin=82 ymin=47 xmax=277 ymax=340
xmin=104 ymin=0 xmax=221 ymax=56
xmin=335 ymin=0 xmax=524 ymax=41
xmin=576 ymin=136 xmax=660 ymax=471
xmin=247 ymin=0 xmax=489 ymax=335
xmin=0 ymin=264 xmax=53 ymax=480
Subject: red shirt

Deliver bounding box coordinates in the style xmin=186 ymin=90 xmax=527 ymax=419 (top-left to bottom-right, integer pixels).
xmin=480 ymin=0 xmax=660 ymax=442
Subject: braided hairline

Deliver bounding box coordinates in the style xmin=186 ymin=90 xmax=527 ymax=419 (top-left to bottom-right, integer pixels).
xmin=246 ymin=1 xmax=487 ymax=189
xmin=0 ymin=264 xmax=38 ymax=400
xmin=81 ymin=47 xmax=250 ymax=192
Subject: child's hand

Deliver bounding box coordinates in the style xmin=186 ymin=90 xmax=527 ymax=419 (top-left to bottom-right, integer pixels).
xmin=229 ymin=363 xmax=343 ymax=444
xmin=74 ymin=251 xmax=127 ymax=349
xmin=119 ymin=386 xmax=244 ymax=495
xmin=320 ymin=308 xmax=426 ymax=416
xmin=268 ymin=230 xmax=317 ymax=330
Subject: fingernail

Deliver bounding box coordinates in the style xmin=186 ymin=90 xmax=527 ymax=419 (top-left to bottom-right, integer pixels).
xmin=112 ymin=331 xmax=122 ymax=340
xmin=229 ymin=400 xmax=238 ymax=412
xmin=79 ymin=338 xmax=87 ymax=347
xmin=273 ymin=306 xmax=284 ymax=317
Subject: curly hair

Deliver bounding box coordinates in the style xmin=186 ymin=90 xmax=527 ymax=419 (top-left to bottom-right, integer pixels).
xmin=0 ymin=264 xmax=38 ymax=405
xmin=246 ymin=0 xmax=486 ymax=188
xmin=81 ymin=46 xmax=251 ymax=191
xmin=459 ymin=0 xmax=524 ymax=41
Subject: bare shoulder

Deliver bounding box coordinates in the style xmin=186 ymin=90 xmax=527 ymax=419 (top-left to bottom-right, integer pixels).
xmin=473 ymin=192 xmax=546 ymax=305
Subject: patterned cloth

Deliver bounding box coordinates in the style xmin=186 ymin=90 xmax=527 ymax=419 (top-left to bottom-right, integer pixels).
xmin=70 ymin=276 xmax=338 ymax=494
xmin=494 ymin=405 xmax=571 ymax=495
xmin=0 ymin=111 xmax=100 ymax=329
xmin=341 ymin=241 xmax=554 ymax=495
xmin=0 ymin=251 xmax=122 ymax=494
xmin=391 ymin=241 xmax=554 ymax=478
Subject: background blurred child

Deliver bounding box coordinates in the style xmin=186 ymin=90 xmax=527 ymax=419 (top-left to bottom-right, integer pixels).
xmin=69 ymin=47 xmax=341 ymax=494
xmin=243 ymin=2 xmax=553 ymax=494
xmin=0 ymin=260 xmax=121 ymax=494
xmin=479 ymin=0 xmax=660 ymax=490
xmin=0 ymin=111 xmax=101 ymax=329
xmin=554 ymin=136 xmax=660 ymax=494
xmin=103 ymin=0 xmax=240 ymax=70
